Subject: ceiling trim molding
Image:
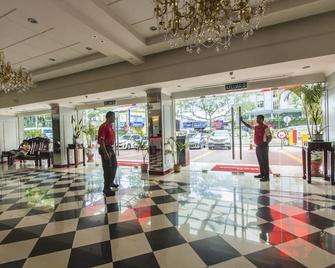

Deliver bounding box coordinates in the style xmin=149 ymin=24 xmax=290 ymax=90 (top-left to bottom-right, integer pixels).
xmin=171 ymin=73 xmax=326 ymax=99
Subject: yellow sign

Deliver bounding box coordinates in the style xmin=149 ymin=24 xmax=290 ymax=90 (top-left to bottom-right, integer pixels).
xmin=301 ymin=133 xmax=309 ymax=146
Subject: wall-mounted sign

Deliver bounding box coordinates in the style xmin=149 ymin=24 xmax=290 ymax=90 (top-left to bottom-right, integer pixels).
xmin=225 ymin=82 xmax=247 ymax=91
xmin=104 ymin=100 xmax=117 ymax=106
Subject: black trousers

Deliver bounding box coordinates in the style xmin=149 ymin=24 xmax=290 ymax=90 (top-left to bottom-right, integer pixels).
xmin=100 ymin=146 xmax=117 ymax=190
xmin=256 ymin=145 xmax=269 ymax=178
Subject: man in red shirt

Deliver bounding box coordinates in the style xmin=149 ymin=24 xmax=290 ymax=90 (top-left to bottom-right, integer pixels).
xmin=241 ymin=115 xmax=272 ymax=182
xmin=98 ymin=111 xmax=118 ymax=195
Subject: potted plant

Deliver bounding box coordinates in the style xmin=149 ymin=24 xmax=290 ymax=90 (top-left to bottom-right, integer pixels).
xmin=286 ymin=83 xmax=325 ymax=175
xmin=136 ymin=137 xmax=149 ymax=173
xmin=286 ymin=83 xmax=324 ymax=141
xmin=71 ymin=115 xmax=83 ymax=145
xmin=166 ymin=137 xmax=188 ymax=173
xmin=83 ymin=123 xmax=97 ymax=162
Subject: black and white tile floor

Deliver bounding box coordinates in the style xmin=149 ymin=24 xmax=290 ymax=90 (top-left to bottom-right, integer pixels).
xmin=1 ymin=168 xmax=335 ymax=267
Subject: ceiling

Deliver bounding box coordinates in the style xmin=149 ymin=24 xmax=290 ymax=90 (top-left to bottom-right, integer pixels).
xmin=1 ymin=0 xmax=335 ymax=82
xmin=1 ymin=54 xmax=334 ymax=116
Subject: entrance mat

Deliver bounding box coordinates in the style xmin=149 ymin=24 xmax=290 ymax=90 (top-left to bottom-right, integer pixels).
xmin=211 ymin=164 xmax=272 ymax=174
xmin=117 ymin=161 xmax=143 ymax=166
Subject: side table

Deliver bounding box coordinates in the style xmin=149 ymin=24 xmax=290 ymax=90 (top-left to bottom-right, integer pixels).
xmin=67 ymin=144 xmax=86 ymax=168
xmin=302 ymin=141 xmax=334 ymax=185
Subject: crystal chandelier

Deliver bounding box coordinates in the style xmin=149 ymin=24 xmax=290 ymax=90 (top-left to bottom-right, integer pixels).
xmin=153 ymin=0 xmax=270 ymax=53
xmin=0 ymin=51 xmax=33 ymax=93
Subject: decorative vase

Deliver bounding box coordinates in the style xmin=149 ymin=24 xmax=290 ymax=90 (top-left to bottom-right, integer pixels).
xmin=73 ymin=137 xmax=77 ymax=145
xmin=312 ymin=133 xmax=323 ymax=142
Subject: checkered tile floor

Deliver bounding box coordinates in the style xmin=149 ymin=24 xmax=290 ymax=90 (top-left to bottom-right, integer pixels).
xmin=1 ymin=169 xmax=335 ymax=267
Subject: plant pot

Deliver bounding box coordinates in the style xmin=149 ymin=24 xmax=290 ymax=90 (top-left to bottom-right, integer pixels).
xmin=141 ymin=163 xmax=148 ymax=173
xmin=311 ymin=133 xmax=323 ymax=142
xmin=174 ymin=164 xmax=181 ymax=173
xmin=311 ymin=159 xmax=322 ymax=176
xmin=72 ymin=137 xmax=77 ymax=145
xmin=86 ymin=152 xmax=94 ymax=162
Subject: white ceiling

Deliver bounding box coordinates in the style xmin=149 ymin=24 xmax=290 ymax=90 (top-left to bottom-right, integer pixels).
xmin=1 ymin=0 xmax=335 ymax=81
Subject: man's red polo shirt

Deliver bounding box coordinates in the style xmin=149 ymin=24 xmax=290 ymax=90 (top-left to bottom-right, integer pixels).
xmin=98 ymin=123 xmax=115 ymax=146
xmin=254 ymin=124 xmax=269 ymax=145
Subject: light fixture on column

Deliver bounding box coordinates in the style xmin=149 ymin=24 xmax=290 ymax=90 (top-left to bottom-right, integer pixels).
xmin=153 ymin=0 xmax=270 ymax=53
xmin=0 ymin=51 xmax=33 ymax=93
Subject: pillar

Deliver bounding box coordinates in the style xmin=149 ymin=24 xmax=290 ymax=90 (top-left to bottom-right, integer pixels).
xmin=326 ymin=72 xmax=335 ymax=141
xmin=146 ymin=89 xmax=174 ymax=175
xmin=51 ymin=104 xmax=84 ymax=167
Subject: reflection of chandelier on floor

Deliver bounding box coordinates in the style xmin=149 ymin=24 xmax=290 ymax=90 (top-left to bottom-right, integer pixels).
xmin=0 ymin=51 xmax=33 ymax=93
xmin=153 ymin=0 xmax=270 ymax=53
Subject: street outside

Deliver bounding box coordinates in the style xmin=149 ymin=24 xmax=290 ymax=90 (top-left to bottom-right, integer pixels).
xmin=114 ymin=146 xmax=302 ymax=166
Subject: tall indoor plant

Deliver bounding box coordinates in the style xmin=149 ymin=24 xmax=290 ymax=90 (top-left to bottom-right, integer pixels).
xmin=286 ymin=83 xmax=324 ymax=141
xmin=136 ymin=136 xmax=149 ymax=173
xmin=166 ymin=137 xmax=188 ymax=173
xmin=287 ymin=83 xmax=324 ymax=175
xmin=83 ymin=123 xmax=97 ymax=162
xmin=71 ymin=115 xmax=83 ymax=145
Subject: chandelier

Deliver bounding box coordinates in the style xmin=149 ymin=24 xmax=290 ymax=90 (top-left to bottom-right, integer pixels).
xmin=0 ymin=51 xmax=33 ymax=93
xmin=153 ymin=0 xmax=270 ymax=53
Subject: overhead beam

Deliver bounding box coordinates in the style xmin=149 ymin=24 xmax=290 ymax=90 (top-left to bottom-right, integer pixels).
xmin=49 ymin=0 xmax=144 ymax=64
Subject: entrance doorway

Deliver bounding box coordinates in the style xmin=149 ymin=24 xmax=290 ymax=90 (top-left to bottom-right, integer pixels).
xmin=83 ymin=103 xmax=147 ymax=166
xmin=175 ymin=86 xmax=307 ymax=177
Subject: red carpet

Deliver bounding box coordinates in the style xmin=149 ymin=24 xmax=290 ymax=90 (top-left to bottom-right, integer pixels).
xmin=117 ymin=161 xmax=143 ymax=166
xmin=211 ymin=164 xmax=272 ymax=174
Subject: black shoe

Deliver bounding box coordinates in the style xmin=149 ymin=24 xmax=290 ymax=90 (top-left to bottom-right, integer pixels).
xmin=260 ymin=177 xmax=269 ymax=182
xmin=110 ymin=183 xmax=119 ymax=188
xmin=254 ymin=174 xmax=263 ymax=178
xmin=103 ymin=189 xmax=114 ymax=196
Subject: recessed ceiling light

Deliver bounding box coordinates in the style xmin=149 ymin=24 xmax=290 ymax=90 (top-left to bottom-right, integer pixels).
xmin=131 ymin=92 xmax=135 ymax=95
xmin=100 ymin=40 xmax=104 ymax=43
xmin=302 ymin=65 xmax=311 ymax=69
xmin=177 ymin=85 xmax=181 ymax=87
xmin=92 ymin=35 xmax=97 ymax=38
xmin=69 ymin=102 xmax=72 ymax=104
xmin=85 ymin=47 xmax=93 ymax=51
xmin=85 ymin=96 xmax=88 ymax=98
xmin=49 ymin=58 xmax=56 ymax=62
xmin=229 ymin=71 xmax=234 ymax=76
xmin=150 ymin=26 xmax=157 ymax=31
xmin=27 ymin=17 xmax=38 ymax=24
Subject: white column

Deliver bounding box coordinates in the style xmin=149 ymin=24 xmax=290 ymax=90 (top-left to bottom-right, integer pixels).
xmin=326 ymin=72 xmax=335 ymax=141
xmin=51 ymin=104 xmax=84 ymax=167
xmin=0 ymin=115 xmax=19 ymax=154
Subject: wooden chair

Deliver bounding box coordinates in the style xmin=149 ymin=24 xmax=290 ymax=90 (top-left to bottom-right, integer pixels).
xmin=2 ymin=137 xmax=52 ymax=167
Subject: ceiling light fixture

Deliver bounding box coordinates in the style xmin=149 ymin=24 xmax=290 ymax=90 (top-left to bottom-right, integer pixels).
xmin=153 ymin=0 xmax=270 ymax=53
xmin=150 ymin=26 xmax=157 ymax=31
xmin=302 ymin=65 xmax=311 ymax=69
xmin=85 ymin=47 xmax=93 ymax=51
xmin=27 ymin=17 xmax=38 ymax=24
xmin=0 ymin=51 xmax=33 ymax=93
xmin=49 ymin=58 xmax=56 ymax=62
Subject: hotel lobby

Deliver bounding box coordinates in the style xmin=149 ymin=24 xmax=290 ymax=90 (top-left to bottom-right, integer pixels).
xmin=1 ymin=0 xmax=335 ymax=267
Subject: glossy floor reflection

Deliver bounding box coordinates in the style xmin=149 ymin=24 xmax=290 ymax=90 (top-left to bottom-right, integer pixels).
xmin=0 ymin=167 xmax=335 ymax=267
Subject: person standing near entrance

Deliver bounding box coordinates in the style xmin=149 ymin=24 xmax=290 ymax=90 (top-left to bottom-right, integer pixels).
xmin=98 ymin=111 xmax=119 ymax=195
xmin=241 ymin=115 xmax=272 ymax=182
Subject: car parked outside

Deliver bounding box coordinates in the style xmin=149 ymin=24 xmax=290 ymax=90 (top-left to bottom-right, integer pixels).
xmin=208 ymin=130 xmax=232 ymax=150
xmin=117 ymin=134 xmax=141 ymax=150
xmin=189 ymin=133 xmax=207 ymax=149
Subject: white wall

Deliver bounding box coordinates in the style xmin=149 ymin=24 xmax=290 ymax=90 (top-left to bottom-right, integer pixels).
xmin=0 ymin=116 xmax=19 ymax=154
xmin=326 ymin=72 xmax=335 ymax=141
